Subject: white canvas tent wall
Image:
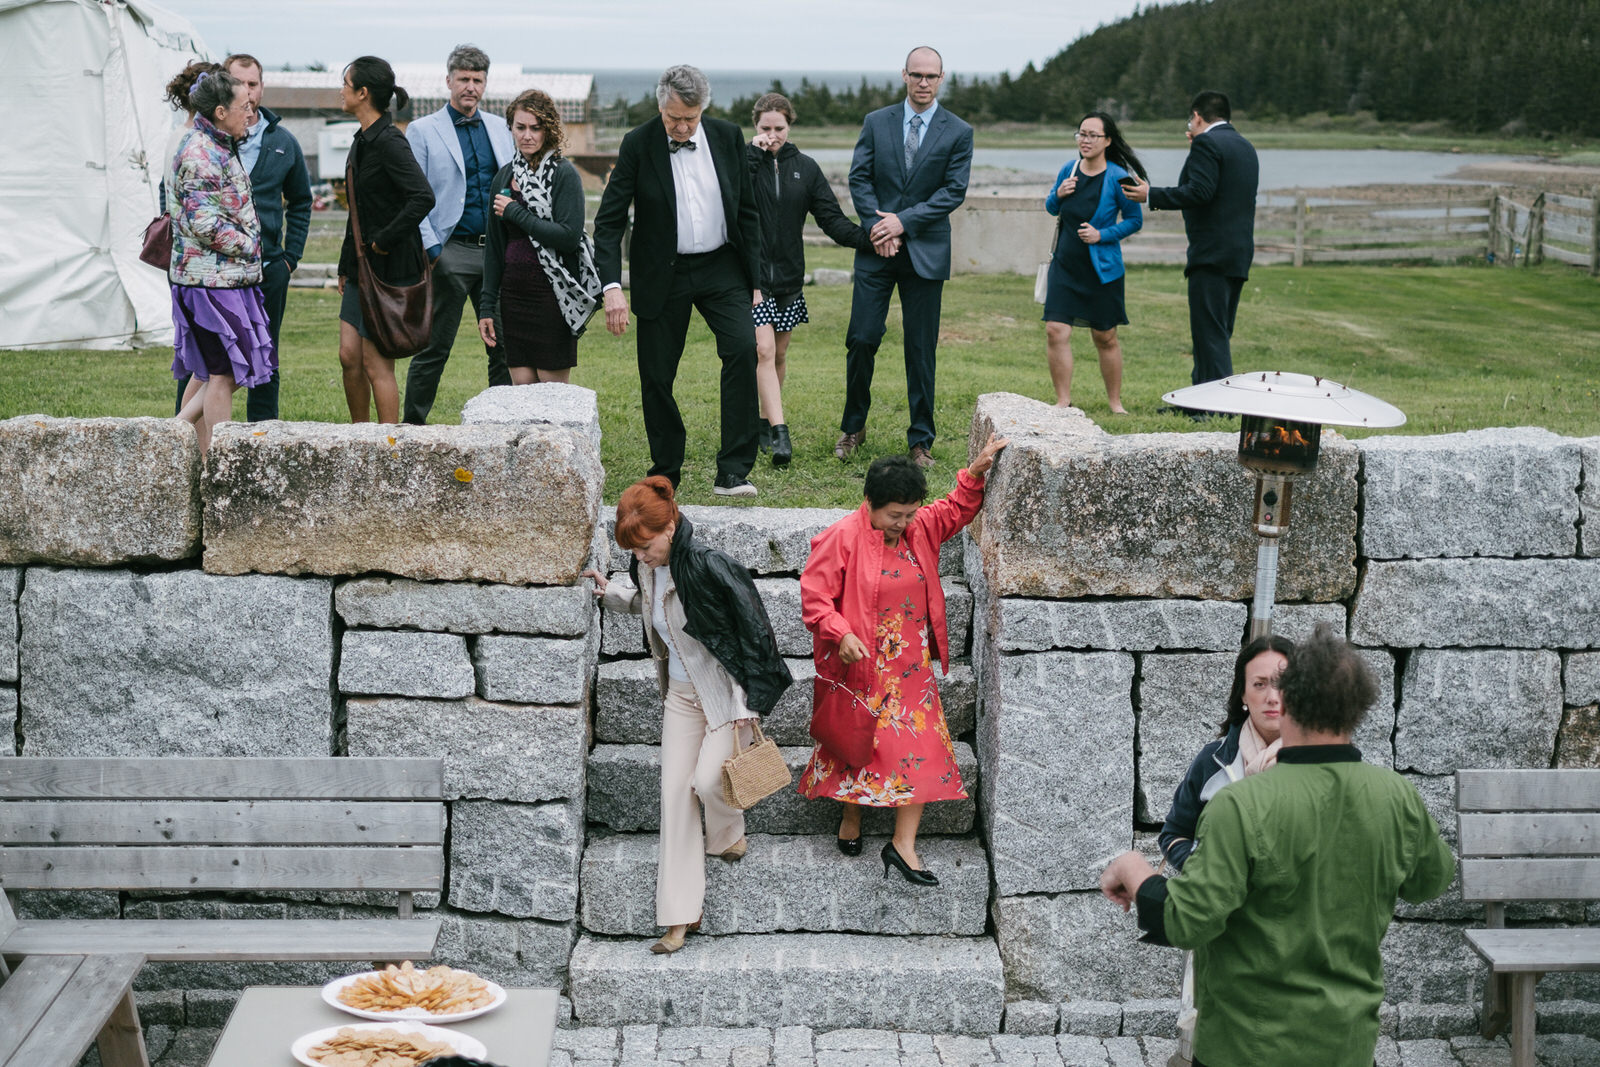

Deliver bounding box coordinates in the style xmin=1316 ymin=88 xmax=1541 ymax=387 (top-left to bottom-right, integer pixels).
xmin=0 ymin=0 xmax=207 ymax=350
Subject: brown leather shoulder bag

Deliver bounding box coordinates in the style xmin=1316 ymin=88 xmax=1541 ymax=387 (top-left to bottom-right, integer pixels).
xmin=346 ymin=151 xmax=432 ymax=358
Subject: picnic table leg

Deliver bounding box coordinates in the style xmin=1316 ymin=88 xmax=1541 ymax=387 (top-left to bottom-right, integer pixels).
xmin=1481 ymin=969 xmax=1510 ymax=1038
xmin=1509 ymin=971 xmax=1537 ymax=1067
xmin=95 ymin=988 xmax=151 ymax=1067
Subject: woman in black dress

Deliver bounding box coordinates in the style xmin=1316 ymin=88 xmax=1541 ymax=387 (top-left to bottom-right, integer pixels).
xmin=477 ymin=89 xmax=599 ymax=384
xmin=336 ymin=56 xmax=434 ymax=423
xmin=1042 ymin=112 xmax=1145 ymax=414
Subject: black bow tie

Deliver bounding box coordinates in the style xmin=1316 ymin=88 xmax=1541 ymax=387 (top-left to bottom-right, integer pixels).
xmin=668 ymin=139 xmax=696 ymax=153
xmin=454 ymin=114 xmax=482 ymax=127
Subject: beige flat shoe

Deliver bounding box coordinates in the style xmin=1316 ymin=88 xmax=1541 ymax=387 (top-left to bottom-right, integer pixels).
xmin=649 ymin=917 xmax=702 ymax=954
xmin=720 ymin=837 xmax=748 ymax=861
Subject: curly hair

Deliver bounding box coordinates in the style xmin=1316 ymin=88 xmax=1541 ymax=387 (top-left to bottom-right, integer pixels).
xmin=164 ymin=60 xmax=221 ymax=115
xmin=1279 ymin=624 xmax=1378 ymax=737
xmin=505 ymin=89 xmax=566 ymax=158
xmin=614 ymin=476 xmax=680 ymax=550
xmin=863 ymin=455 xmax=927 ymax=509
xmin=1217 ymin=634 xmax=1296 ymax=736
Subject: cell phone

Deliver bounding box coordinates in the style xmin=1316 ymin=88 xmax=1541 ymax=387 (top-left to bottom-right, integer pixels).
xmin=1118 ymin=176 xmax=1140 ymax=189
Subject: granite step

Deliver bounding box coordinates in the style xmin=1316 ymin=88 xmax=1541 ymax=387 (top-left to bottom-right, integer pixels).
xmin=568 ymin=931 xmax=1004 ymax=1032
xmin=579 ymin=833 xmax=989 ymax=936
xmin=594 ymin=656 xmax=976 ymax=745
xmin=586 ymin=743 xmax=979 ymax=835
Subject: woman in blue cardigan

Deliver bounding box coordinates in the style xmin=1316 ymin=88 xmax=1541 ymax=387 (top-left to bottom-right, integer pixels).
xmin=1043 ymin=112 xmax=1145 ymax=413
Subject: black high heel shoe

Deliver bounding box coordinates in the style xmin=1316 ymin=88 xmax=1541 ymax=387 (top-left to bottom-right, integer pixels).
xmin=881 ymin=841 xmax=939 ymax=886
xmin=837 ymin=814 xmax=863 ymax=857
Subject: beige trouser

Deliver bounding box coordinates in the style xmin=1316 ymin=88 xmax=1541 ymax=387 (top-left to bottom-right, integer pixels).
xmin=657 ymin=678 xmax=746 ymax=926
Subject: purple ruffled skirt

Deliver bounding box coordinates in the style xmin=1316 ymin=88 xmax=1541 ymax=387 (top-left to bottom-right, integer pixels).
xmin=170 ymin=285 xmax=276 ymax=387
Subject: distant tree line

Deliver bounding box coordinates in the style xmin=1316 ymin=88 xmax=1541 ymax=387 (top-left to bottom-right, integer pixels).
xmin=610 ymin=0 xmax=1598 ymax=136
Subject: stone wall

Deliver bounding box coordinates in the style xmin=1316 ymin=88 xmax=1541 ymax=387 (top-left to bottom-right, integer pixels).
xmin=1 ymin=387 xmax=1597 ymax=1052
xmin=966 ymin=394 xmax=1599 ymax=1034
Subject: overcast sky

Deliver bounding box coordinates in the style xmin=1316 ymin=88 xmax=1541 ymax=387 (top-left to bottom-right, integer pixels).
xmin=156 ymin=0 xmax=1152 ymax=76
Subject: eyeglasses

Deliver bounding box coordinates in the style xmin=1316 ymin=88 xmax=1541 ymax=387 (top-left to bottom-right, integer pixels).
xmin=906 ymin=71 xmax=942 ymax=83
xmin=1075 ymin=132 xmax=1104 ymax=141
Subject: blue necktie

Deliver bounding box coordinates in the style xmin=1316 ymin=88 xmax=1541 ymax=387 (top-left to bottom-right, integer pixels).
xmin=904 ymin=114 xmax=923 ymax=172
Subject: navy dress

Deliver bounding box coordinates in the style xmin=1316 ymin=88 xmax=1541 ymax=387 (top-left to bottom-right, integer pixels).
xmin=1043 ymin=171 xmax=1128 ymax=331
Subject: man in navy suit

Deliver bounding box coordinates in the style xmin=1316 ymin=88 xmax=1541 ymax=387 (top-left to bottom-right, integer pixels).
xmin=1126 ymin=90 xmax=1259 ymax=397
xmin=834 ymin=46 xmax=972 ymax=469
xmin=401 ymin=45 xmax=516 ymax=424
xmin=592 ymin=65 xmax=763 ymax=496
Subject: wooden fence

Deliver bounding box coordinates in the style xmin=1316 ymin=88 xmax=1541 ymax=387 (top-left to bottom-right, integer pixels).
xmin=940 ymin=187 xmax=1600 ymax=276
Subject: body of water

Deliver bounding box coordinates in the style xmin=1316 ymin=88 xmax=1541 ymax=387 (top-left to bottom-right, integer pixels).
xmin=801 ymin=147 xmax=1524 ymax=192
xmin=548 ymin=68 xmax=914 ymax=108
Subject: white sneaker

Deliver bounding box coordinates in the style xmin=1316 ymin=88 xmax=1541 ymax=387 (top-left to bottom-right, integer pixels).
xmin=713 ymin=476 xmax=757 ymax=498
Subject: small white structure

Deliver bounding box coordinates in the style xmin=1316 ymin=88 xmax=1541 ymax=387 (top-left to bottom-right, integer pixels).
xmin=0 ymin=0 xmax=207 ymax=350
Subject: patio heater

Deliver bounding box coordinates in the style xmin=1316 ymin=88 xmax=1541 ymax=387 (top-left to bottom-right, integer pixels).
xmin=1162 ymin=371 xmax=1406 ymax=639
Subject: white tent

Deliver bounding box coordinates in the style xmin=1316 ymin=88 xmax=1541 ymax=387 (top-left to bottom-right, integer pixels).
xmin=0 ymin=0 xmax=208 ymax=350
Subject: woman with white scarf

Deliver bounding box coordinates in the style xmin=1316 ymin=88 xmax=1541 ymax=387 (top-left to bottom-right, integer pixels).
xmin=478 ymin=88 xmax=600 ymax=383
xmin=1158 ymin=634 xmax=1295 ymax=870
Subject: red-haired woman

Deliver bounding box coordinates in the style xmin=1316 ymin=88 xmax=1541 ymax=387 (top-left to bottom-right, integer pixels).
xmin=583 ymin=477 xmax=790 ymax=953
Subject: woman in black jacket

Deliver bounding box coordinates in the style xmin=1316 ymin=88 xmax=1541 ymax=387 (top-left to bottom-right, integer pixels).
xmin=336 ymin=56 xmax=435 ymax=423
xmin=583 ymin=477 xmax=791 ymax=954
xmin=747 ymin=93 xmax=870 ymax=467
xmin=1158 ymin=634 xmax=1295 ymax=869
xmin=477 ymin=88 xmax=599 ymax=384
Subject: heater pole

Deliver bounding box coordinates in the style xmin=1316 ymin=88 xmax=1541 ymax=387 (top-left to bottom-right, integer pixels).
xmin=1249 ymin=537 xmax=1279 ymax=639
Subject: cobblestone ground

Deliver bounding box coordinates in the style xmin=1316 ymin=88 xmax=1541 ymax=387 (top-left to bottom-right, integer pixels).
xmin=133 ymin=1024 xmax=1600 ymax=1067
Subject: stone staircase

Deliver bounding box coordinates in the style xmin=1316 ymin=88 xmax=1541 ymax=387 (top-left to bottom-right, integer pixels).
xmin=571 ymin=506 xmax=1003 ymax=1033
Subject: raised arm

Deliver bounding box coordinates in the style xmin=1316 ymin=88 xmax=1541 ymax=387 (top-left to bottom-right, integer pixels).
xmin=1148 ymin=136 xmax=1221 ymax=211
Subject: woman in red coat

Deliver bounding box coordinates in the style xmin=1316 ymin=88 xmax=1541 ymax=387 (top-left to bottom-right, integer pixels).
xmin=798 ymin=433 xmax=1006 ymax=884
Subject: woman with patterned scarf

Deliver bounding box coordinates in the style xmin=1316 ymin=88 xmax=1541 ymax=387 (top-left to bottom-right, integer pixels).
xmin=478 ymin=88 xmax=600 ymax=384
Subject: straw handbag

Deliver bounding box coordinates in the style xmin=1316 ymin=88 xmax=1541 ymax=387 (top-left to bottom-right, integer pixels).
xmin=720 ymin=720 xmax=791 ymax=810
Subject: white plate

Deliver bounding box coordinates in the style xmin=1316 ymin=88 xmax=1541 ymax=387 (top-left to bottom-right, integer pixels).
xmin=321 ymin=970 xmax=508 ymax=1023
xmin=290 ymin=1020 xmax=486 ymax=1067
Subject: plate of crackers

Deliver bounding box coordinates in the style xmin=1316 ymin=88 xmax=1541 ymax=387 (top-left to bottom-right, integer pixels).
xmin=291 ymin=1021 xmax=486 ymax=1067
xmin=322 ymin=961 xmax=507 ymax=1023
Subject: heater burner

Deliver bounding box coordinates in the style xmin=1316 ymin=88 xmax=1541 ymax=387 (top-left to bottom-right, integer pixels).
xmin=1161 ymin=371 xmax=1406 ymax=638
xmin=1239 ymin=416 xmax=1322 ymax=474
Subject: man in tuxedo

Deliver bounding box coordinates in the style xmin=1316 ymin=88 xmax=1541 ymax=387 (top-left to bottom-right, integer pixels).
xmin=401 ymin=45 xmax=516 ymax=425
xmin=834 ymin=45 xmax=972 ymax=469
xmin=1126 ymin=90 xmax=1259 ymax=397
xmin=593 ymin=65 xmax=763 ymax=496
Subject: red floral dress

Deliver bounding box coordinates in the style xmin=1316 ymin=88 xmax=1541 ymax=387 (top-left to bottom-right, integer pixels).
xmin=798 ymin=542 xmax=966 ymax=806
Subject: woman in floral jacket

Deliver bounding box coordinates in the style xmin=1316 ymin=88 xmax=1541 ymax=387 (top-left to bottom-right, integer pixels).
xmin=798 ymin=433 xmax=1006 ymax=886
xmin=169 ymin=68 xmax=274 ymax=453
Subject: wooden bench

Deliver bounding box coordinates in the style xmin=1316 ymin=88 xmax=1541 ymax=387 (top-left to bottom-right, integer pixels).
xmin=1456 ymin=768 xmax=1600 ymax=1067
xmin=0 ymin=757 xmax=445 ymax=963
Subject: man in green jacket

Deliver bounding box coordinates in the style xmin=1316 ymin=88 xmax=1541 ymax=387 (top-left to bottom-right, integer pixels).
xmin=1101 ymin=627 xmax=1454 ymax=1067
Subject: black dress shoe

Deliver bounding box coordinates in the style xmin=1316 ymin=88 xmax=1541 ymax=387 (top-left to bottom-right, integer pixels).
xmin=836 ymin=834 xmax=863 ymax=857
xmin=881 ymin=841 xmax=938 ymax=886
xmin=770 ymin=424 xmax=792 ymax=468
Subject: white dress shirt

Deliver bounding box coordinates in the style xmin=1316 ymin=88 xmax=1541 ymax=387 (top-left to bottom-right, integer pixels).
xmin=668 ymin=124 xmax=727 ymax=254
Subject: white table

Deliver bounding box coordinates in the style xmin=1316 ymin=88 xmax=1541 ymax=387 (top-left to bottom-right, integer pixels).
xmin=206 ymin=985 xmax=558 ymax=1066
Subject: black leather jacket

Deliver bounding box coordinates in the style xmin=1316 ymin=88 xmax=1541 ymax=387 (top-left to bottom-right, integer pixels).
xmin=628 ymin=514 xmax=792 ymax=715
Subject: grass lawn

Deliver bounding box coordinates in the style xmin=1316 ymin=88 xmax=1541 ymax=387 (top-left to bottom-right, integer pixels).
xmin=2 ymin=255 xmax=1595 ymax=509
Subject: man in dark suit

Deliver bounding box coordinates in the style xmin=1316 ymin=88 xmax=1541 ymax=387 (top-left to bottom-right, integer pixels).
xmin=593 ymin=65 xmax=763 ymax=496
xmin=834 ymin=46 xmax=973 ymax=469
xmin=1126 ymin=90 xmax=1259 ymax=398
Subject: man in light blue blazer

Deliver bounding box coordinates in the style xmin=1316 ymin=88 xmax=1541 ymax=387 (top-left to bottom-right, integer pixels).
xmin=835 ymin=45 xmax=973 ymax=469
xmin=402 ymin=44 xmax=516 ymax=424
